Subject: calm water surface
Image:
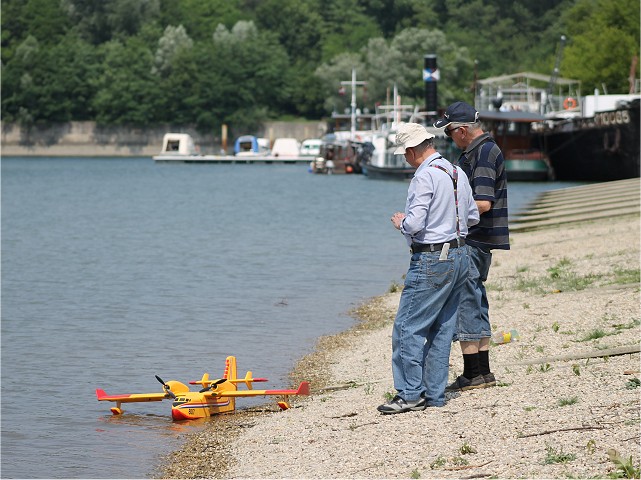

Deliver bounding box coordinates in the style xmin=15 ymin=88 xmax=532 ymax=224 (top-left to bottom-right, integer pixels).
xmin=1 ymin=157 xmax=582 ymax=478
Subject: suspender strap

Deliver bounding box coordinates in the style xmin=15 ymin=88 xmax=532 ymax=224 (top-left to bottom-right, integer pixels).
xmin=430 ymin=164 xmax=461 ymax=245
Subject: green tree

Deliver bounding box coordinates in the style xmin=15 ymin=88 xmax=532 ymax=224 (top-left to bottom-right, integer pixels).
xmin=388 ymin=28 xmax=473 ymax=105
xmin=252 ymin=0 xmax=324 ymax=65
xmin=318 ymin=0 xmax=382 ymax=62
xmin=92 ymin=38 xmax=161 ymax=124
xmin=158 ymin=0 xmax=245 ymax=41
xmin=207 ymin=21 xmax=291 ymax=131
xmin=561 ymin=0 xmax=640 ymax=93
xmin=314 ymin=53 xmax=367 ymax=114
xmin=152 ymin=25 xmax=194 ymax=77
xmin=315 ymin=28 xmax=474 ymax=113
xmin=60 ymin=0 xmax=161 ymax=44
xmin=2 ymin=33 xmax=100 ymax=124
xmin=1 ymin=0 xmax=71 ymax=63
xmin=442 ymin=0 xmax=575 ymax=78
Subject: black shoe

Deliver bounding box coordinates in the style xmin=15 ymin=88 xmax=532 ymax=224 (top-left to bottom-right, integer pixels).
xmin=377 ymin=396 xmax=426 ymax=414
xmin=483 ymin=373 xmax=496 ymax=387
xmin=445 ymin=375 xmax=485 ymax=392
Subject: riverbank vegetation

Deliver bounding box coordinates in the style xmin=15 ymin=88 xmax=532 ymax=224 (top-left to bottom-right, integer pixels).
xmin=2 ymin=0 xmax=639 ymax=134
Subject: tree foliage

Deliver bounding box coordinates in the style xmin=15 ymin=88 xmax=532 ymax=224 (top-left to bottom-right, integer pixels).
xmin=1 ymin=0 xmax=638 ymax=130
xmin=561 ymin=0 xmax=640 ymax=94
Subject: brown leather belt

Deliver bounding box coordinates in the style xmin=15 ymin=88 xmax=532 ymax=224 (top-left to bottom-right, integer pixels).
xmin=410 ymin=238 xmax=465 ymax=254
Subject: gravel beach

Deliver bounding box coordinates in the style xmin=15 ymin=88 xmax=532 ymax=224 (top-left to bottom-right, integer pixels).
xmin=159 ymin=210 xmax=640 ymax=479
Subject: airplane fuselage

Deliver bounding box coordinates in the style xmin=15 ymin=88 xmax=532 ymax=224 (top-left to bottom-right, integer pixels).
xmin=171 ymin=393 xmax=235 ymax=420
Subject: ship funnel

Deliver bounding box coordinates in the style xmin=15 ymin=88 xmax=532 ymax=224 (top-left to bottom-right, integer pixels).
xmin=423 ymin=55 xmax=439 ymax=120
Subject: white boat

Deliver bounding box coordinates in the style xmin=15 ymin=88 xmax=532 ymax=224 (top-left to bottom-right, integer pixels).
xmin=153 ymin=133 xmax=309 ymax=163
xmin=358 ymin=85 xmax=451 ymax=180
xmin=270 ymin=137 xmax=301 ymax=158
xmin=300 ymin=139 xmax=323 ymax=157
xmin=234 ymin=135 xmax=270 ymax=156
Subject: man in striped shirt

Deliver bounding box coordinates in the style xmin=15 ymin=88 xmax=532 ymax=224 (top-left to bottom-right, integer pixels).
xmin=434 ymin=101 xmax=510 ymax=392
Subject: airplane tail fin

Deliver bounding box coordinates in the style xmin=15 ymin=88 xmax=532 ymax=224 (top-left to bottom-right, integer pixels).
xmin=297 ymin=381 xmax=311 ymax=396
xmin=244 ymin=371 xmax=253 ymax=389
xmin=224 ymin=356 xmax=237 ymax=382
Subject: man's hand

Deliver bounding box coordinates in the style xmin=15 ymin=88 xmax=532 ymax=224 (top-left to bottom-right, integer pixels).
xmin=476 ymin=200 xmax=492 ymax=214
xmin=391 ymin=212 xmax=406 ymax=230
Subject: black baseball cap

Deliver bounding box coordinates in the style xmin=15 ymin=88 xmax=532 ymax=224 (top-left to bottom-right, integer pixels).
xmin=433 ymin=101 xmax=479 ymax=128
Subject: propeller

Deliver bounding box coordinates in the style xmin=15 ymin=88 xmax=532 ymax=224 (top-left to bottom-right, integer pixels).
xmin=199 ymin=378 xmax=227 ymax=393
xmin=155 ymin=375 xmax=177 ymax=399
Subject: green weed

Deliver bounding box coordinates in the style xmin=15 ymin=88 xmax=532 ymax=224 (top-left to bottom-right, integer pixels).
xmin=586 ymin=439 xmax=596 ymax=454
xmin=557 ymin=396 xmax=578 ymax=407
xmin=451 ymin=457 xmax=469 ymax=466
xmin=516 ymin=265 xmax=530 ymax=273
xmin=612 ymin=268 xmax=640 ymax=285
xmin=612 ymin=319 xmax=640 ymax=331
xmin=544 ymin=444 xmax=577 ymax=464
xmin=556 ymin=272 xmax=601 ymax=291
xmin=460 ymin=442 xmax=477 ymax=455
xmin=572 ymin=364 xmax=581 ymax=376
xmin=410 ymin=468 xmax=421 ymax=479
xmin=388 ymin=281 xmax=401 ymax=293
xmin=607 ymin=449 xmax=641 ymax=478
xmin=547 ymin=258 xmax=572 ymax=278
xmin=579 ymin=329 xmax=608 ymax=342
xmin=430 ymin=456 xmax=446 ymax=469
xmin=552 ymin=321 xmax=560 ymax=332
xmin=524 ymin=406 xmax=536 ymax=412
xmin=625 ymin=378 xmax=640 ymax=390
xmin=539 ymin=363 xmax=552 ymax=373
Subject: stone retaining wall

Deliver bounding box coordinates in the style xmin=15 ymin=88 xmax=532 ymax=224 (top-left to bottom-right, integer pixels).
xmin=1 ymin=120 xmax=327 ymax=157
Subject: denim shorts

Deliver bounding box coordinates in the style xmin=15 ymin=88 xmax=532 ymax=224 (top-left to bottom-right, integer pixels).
xmin=454 ymin=245 xmax=493 ymax=341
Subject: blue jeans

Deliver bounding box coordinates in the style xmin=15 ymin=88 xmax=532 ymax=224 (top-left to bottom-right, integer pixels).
xmin=391 ymin=245 xmax=469 ymax=407
xmin=454 ymin=245 xmax=492 ymax=342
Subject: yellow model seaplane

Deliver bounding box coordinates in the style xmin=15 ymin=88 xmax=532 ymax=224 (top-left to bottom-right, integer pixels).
xmin=96 ymin=356 xmax=310 ymax=420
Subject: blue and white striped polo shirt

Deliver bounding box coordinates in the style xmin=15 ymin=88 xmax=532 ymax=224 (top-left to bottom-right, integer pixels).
xmin=456 ymin=133 xmax=510 ymax=250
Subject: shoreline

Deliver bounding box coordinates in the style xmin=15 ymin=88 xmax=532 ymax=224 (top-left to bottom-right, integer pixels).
xmin=159 ymin=208 xmax=640 ymax=479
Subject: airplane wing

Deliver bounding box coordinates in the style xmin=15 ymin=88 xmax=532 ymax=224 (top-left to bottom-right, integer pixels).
xmin=96 ymin=389 xmax=168 ymax=403
xmin=202 ymin=381 xmax=310 ymax=398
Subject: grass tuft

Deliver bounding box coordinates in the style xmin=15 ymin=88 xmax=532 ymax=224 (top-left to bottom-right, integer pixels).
xmin=544 ymin=444 xmax=577 ymax=464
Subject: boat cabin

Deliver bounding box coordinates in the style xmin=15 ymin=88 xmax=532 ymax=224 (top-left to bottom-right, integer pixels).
xmin=159 ymin=133 xmax=198 ymax=156
xmin=270 ymin=138 xmax=301 ymax=157
xmin=300 ymin=139 xmax=323 ymax=157
xmin=234 ymin=135 xmax=270 ymax=156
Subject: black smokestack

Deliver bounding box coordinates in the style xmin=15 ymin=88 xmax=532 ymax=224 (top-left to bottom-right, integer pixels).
xmin=424 ymin=54 xmax=438 ymax=120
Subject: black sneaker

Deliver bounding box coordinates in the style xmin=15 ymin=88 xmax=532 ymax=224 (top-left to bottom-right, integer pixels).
xmin=483 ymin=373 xmax=496 ymax=387
xmin=445 ymin=375 xmax=485 ymax=392
xmin=377 ymin=396 xmax=426 ymax=414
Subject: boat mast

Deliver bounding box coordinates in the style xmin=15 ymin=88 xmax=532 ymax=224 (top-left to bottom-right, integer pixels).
xmin=545 ymin=35 xmax=566 ymax=114
xmin=340 ymin=69 xmax=367 ymax=140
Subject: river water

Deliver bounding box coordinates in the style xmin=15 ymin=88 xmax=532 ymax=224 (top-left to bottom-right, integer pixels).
xmin=1 ymin=157 xmax=582 ymax=478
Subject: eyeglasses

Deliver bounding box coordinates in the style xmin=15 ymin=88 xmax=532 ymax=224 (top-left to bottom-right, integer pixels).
xmin=445 ymin=126 xmax=463 ymax=137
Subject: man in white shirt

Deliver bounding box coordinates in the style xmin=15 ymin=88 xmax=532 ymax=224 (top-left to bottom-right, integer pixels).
xmin=378 ymin=123 xmax=479 ymax=414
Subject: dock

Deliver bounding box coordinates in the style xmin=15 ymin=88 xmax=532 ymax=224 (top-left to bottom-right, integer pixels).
xmin=153 ymin=154 xmax=312 ymax=164
xmin=510 ymin=178 xmax=640 ymax=232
